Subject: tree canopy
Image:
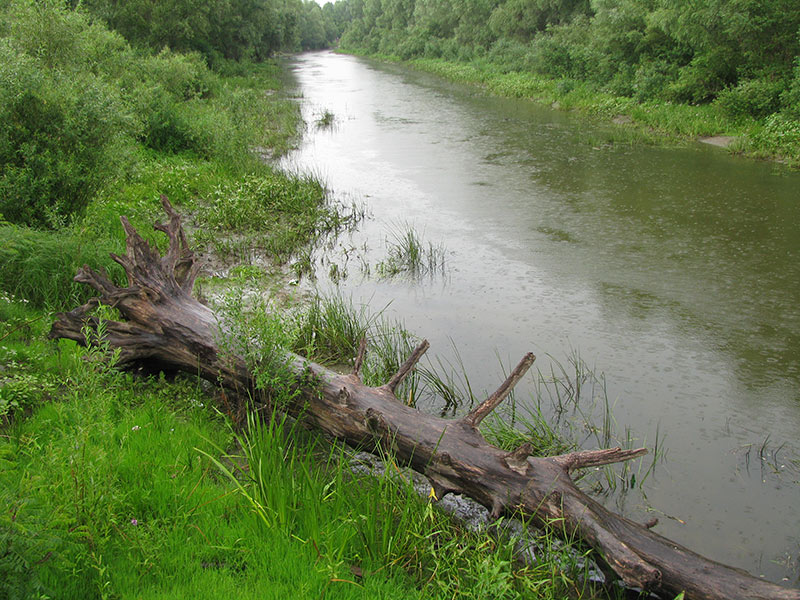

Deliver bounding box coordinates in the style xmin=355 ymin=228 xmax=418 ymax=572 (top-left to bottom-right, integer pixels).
xmin=78 ymin=0 xmax=345 ymax=62
xmin=335 ymin=0 xmax=800 ymax=117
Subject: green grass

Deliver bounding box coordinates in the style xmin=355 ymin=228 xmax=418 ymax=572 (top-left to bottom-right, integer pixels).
xmin=0 ymin=306 xmax=418 ymax=600
xmin=375 ymin=223 xmax=447 ymax=279
xmin=0 ymin=226 xmax=124 ymax=311
xmin=1 ymin=293 xmax=615 ymax=600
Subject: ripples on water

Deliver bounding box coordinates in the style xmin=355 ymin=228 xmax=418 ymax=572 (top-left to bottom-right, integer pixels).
xmin=281 ymin=51 xmax=800 ymax=584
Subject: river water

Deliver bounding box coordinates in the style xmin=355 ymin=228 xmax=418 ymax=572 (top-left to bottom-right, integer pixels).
xmin=280 ymin=50 xmax=800 ymax=584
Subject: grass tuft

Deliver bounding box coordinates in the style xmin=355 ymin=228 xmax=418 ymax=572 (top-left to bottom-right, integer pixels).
xmin=376 ymin=223 xmax=447 ymax=279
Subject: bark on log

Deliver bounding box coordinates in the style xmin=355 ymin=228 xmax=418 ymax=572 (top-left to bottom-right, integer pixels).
xmin=51 ymin=197 xmax=800 ymax=600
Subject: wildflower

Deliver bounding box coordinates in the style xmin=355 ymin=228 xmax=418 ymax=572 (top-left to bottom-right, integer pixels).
xmin=131 ymin=518 xmax=138 ymax=526
xmin=132 ymin=425 xmax=140 ymax=431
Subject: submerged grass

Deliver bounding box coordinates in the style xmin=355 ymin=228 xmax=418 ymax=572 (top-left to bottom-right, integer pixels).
xmin=376 ymin=223 xmax=447 ymax=279
xmin=288 ymin=295 xmax=423 ymax=403
xmin=315 ymin=108 xmax=337 ymax=129
xmin=187 ymin=170 xmax=365 ymax=269
xmin=284 ymin=292 xmax=660 ymax=495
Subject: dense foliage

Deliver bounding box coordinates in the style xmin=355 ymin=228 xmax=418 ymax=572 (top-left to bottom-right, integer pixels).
xmin=0 ymin=2 xmax=134 ymax=228
xmin=0 ymin=0 xmax=344 ymax=230
xmin=79 ymin=0 xmax=347 ymax=59
xmin=336 ymin=0 xmax=800 ymax=121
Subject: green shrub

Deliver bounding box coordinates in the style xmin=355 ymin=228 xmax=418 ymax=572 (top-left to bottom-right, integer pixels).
xmin=603 ymin=63 xmax=635 ymax=97
xmin=666 ymin=49 xmax=737 ymax=104
xmin=6 ymin=0 xmax=127 ymax=73
xmin=487 ymin=38 xmax=532 ymax=73
xmin=0 ymin=42 xmax=131 ymax=229
xmin=0 ymin=1 xmax=255 ymax=228
xmin=780 ymin=59 xmax=800 ymax=118
xmin=528 ymin=34 xmax=575 ymax=78
xmin=632 ymin=59 xmax=678 ymax=101
xmin=716 ymin=78 xmax=784 ymax=120
xmin=138 ymin=50 xmax=216 ymax=100
xmin=136 ymin=91 xmax=199 ymax=154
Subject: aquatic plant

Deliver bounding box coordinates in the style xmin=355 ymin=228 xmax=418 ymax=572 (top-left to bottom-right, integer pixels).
xmin=375 ymin=223 xmax=447 ymax=278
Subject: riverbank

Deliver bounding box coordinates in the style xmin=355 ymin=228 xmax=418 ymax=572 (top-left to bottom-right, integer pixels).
xmin=273 ymin=50 xmax=800 ymax=587
xmin=0 ymin=6 xmax=618 ymax=594
xmin=0 ymin=86 xmax=614 ymax=600
xmin=337 ymin=49 xmax=800 ymax=167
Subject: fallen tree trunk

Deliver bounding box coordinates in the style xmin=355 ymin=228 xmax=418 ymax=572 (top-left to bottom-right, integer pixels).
xmin=51 ymin=197 xmax=800 ymax=600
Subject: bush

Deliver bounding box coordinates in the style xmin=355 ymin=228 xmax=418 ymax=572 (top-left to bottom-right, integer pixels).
xmin=632 ymin=60 xmax=678 ymax=101
xmin=715 ymin=78 xmax=784 ymax=120
xmin=528 ymin=34 xmax=575 ymax=78
xmin=136 ymin=50 xmax=216 ymax=100
xmin=487 ymin=38 xmax=532 ymax=73
xmin=780 ymin=60 xmax=800 ymax=119
xmin=0 ymin=1 xmax=250 ymax=228
xmin=396 ymin=31 xmax=426 ymax=59
xmin=603 ymin=63 xmax=635 ymax=97
xmin=665 ymin=49 xmax=737 ymax=104
xmin=0 ymin=42 xmax=131 ymax=228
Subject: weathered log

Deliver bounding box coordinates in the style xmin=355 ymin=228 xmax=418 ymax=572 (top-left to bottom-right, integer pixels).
xmin=51 ymin=197 xmax=800 ymax=600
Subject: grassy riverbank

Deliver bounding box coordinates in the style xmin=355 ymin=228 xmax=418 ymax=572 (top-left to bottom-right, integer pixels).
xmin=1 ymin=294 xmax=603 ymax=600
xmin=0 ymin=234 xmax=613 ymax=600
xmin=0 ymin=3 xmax=621 ymax=598
xmin=338 ymin=49 xmax=800 ymax=167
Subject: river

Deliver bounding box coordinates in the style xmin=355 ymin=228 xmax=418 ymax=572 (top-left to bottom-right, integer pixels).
xmin=280 ymin=50 xmax=800 ymax=584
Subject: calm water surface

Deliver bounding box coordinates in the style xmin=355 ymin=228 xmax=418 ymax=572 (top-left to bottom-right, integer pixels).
xmin=280 ymin=51 xmax=800 ymax=583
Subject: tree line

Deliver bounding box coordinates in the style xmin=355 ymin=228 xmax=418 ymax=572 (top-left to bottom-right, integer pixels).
xmin=77 ymin=0 xmax=348 ymax=61
xmin=334 ymin=0 xmax=800 ymax=121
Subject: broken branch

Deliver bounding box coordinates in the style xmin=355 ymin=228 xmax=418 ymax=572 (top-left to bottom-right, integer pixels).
xmin=462 ymin=352 xmax=535 ymax=428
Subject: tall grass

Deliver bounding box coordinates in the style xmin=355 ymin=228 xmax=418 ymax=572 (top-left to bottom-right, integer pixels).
xmin=213 ymin=288 xmax=623 ymax=596
xmin=376 ymin=223 xmax=447 ymax=279
xmin=288 ymin=293 xmax=664 ymax=497
xmin=0 ymin=225 xmax=124 ymax=310
xmin=527 ymin=351 xmax=665 ymax=493
xmin=417 ymin=343 xmax=477 ymax=416
xmin=0 ymin=297 xmax=428 ymax=600
xmin=1 ymin=285 xmax=617 ymax=600
xmin=204 ymin=405 xmax=612 ymax=600
xmin=291 ymin=294 xmax=372 ymax=365
xmin=288 ymin=295 xmax=422 ymax=402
